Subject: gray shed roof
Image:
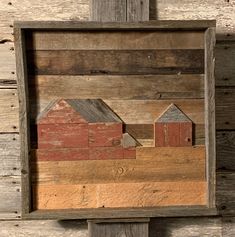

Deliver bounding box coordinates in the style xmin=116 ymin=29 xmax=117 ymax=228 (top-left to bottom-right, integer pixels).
xmin=156 ymin=104 xmax=192 ymax=123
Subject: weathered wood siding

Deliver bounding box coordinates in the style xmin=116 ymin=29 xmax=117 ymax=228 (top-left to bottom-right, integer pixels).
xmin=0 ymin=0 xmax=234 ymax=236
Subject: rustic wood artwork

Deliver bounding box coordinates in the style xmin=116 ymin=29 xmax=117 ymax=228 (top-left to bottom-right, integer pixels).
xmin=14 ymin=21 xmax=216 ymax=219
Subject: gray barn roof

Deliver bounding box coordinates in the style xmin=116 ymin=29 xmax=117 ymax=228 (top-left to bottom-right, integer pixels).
xmin=37 ymin=99 xmax=122 ymax=123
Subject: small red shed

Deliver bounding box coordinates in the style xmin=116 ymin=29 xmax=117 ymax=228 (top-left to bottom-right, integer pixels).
xmin=154 ymin=104 xmax=193 ymax=147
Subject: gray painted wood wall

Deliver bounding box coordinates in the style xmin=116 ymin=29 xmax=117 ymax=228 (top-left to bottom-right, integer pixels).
xmin=0 ymin=0 xmax=234 ymax=236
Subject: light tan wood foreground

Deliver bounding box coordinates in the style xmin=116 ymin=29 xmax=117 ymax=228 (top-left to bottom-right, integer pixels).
xmin=33 ymin=181 xmax=207 ymax=209
xmin=32 ymin=146 xmax=206 ymax=184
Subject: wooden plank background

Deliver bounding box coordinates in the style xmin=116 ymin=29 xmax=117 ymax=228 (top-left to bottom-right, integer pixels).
xmin=0 ymin=0 xmax=234 ymax=236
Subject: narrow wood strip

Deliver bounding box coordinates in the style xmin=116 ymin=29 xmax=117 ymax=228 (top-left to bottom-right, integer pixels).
xmin=32 ymin=146 xmax=206 ymax=184
xmin=28 ymin=74 xmax=204 ymax=100
xmin=33 ymin=181 xmax=207 ymax=209
xmin=27 ymin=49 xmax=204 ymax=75
xmin=14 ymin=20 xmax=216 ymax=30
xmin=25 ymin=31 xmax=205 ymax=50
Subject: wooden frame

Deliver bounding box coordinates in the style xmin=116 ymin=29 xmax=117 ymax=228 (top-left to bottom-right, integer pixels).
xmin=14 ymin=20 xmax=216 ymax=220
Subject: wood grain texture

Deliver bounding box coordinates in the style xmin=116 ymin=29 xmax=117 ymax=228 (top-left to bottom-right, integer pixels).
xmin=29 ymin=74 xmax=205 ymax=100
xmin=0 ymin=133 xmax=20 ymax=176
xmin=90 ymin=0 xmax=126 ymax=22
xmin=127 ymin=0 xmax=149 ymax=22
xmin=0 ymin=176 xmax=21 ymax=219
xmin=216 ymin=87 xmax=235 ymax=130
xmin=14 ymin=27 xmax=31 ymax=217
xmin=33 ymin=181 xmax=207 ymax=209
xmin=222 ymin=217 xmax=235 ymax=237
xmin=0 ymin=220 xmax=88 ymax=236
xmin=37 ymin=124 xmax=89 ymax=149
xmin=25 ymin=31 xmax=205 ymax=50
xmin=205 ymin=28 xmax=216 ymax=208
xmin=104 ymin=99 xmax=204 ymax=125
xmin=0 ymin=217 xmax=228 ymax=237
xmin=149 ymin=217 xmax=222 ymax=237
xmin=0 ymin=89 xmax=18 ymax=132
xmin=217 ymin=172 xmax=235 ymax=216
xmin=34 ymin=147 xmax=136 ymax=161
xmin=0 ymin=0 xmax=232 ymax=231
xmin=88 ymin=220 xmax=149 ymax=237
xmin=153 ymin=0 xmax=235 ymax=40
xmin=27 ymin=49 xmax=205 ymax=75
xmin=216 ymin=131 xmax=235 ymax=171
xmin=215 ymin=42 xmax=235 ymax=86
xmin=32 ymin=146 xmax=206 ymax=184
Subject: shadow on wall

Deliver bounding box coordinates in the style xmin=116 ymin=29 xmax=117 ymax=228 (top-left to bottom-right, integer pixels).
xmin=150 ymin=0 xmax=157 ymax=20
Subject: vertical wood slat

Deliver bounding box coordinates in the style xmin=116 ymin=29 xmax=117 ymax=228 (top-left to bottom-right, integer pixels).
xmin=89 ymin=1 xmax=150 ymax=236
xmin=14 ymin=27 xmax=31 ymax=216
xmin=90 ymin=0 xmax=127 ymax=22
xmin=90 ymin=0 xmax=149 ymax=22
xmin=127 ymin=0 xmax=149 ymax=21
xmin=205 ymin=28 xmax=216 ymax=208
xmin=88 ymin=219 xmax=149 ymax=237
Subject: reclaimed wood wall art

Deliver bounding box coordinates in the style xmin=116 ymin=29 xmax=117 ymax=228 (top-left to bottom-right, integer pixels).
xmin=14 ymin=21 xmax=216 ymax=219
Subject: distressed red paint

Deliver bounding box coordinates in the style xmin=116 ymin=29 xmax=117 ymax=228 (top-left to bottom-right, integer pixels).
xmin=155 ymin=122 xmax=192 ymax=147
xmin=37 ymin=124 xmax=88 ymax=149
xmin=89 ymin=123 xmax=123 ymax=147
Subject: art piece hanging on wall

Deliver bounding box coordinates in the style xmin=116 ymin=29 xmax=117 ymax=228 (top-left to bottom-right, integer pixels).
xmin=14 ymin=20 xmax=216 ymax=219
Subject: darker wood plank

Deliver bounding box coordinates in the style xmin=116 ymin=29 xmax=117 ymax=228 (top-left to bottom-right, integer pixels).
xmin=127 ymin=0 xmax=149 ymax=22
xmin=216 ymin=131 xmax=235 ymax=171
xmin=217 ymin=171 xmax=235 ymax=216
xmin=14 ymin=20 xmax=216 ymax=30
xmin=28 ymin=74 xmax=205 ymax=100
xmin=205 ymin=27 xmax=216 ymax=208
xmin=88 ymin=220 xmax=149 ymax=237
xmin=27 ymin=49 xmax=205 ymax=75
xmin=14 ymin=27 xmax=31 ymax=217
xmin=216 ymin=87 xmax=235 ymax=130
xmin=215 ymin=42 xmax=235 ymax=86
xmin=90 ymin=0 xmax=127 ymax=22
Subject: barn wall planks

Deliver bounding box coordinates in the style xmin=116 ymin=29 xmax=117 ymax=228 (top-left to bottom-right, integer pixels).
xmin=0 ymin=0 xmax=234 ymax=236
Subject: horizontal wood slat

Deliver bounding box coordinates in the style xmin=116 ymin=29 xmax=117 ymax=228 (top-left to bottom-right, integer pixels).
xmin=27 ymin=49 xmax=204 ymax=75
xmin=33 ymin=181 xmax=207 ymax=209
xmin=32 ymin=146 xmax=206 ymax=184
xmin=104 ymin=99 xmax=204 ymax=125
xmin=28 ymin=75 xmax=204 ymax=100
xmin=25 ymin=31 xmax=205 ymax=50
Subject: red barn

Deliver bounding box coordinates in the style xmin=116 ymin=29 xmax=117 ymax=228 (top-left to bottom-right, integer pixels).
xmin=36 ymin=99 xmax=137 ymax=161
xmin=154 ymin=104 xmax=193 ymax=147
xmin=37 ymin=99 xmax=123 ymax=149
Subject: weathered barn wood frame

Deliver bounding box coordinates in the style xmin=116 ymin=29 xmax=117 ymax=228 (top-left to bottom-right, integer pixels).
xmin=14 ymin=20 xmax=216 ymax=219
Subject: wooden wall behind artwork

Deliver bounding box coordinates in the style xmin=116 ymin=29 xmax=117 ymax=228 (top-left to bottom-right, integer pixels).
xmin=0 ymin=0 xmax=234 ymax=236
